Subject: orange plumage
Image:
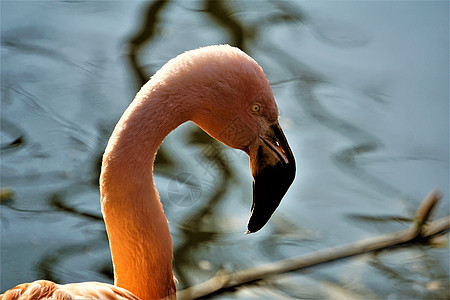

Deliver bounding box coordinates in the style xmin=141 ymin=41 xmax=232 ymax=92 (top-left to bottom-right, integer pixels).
xmin=2 ymin=45 xmax=295 ymax=299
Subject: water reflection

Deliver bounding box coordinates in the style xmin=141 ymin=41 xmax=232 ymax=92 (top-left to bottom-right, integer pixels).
xmin=1 ymin=0 xmax=448 ymax=299
xmin=203 ymin=0 xmax=245 ymax=50
xmin=0 ymin=119 xmax=25 ymax=153
xmin=127 ymin=0 xmax=170 ymax=87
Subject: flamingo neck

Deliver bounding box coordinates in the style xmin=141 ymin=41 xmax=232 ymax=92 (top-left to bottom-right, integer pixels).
xmin=100 ymin=83 xmax=190 ymax=299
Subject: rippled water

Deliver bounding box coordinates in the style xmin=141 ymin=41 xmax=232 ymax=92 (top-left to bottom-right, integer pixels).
xmin=1 ymin=1 xmax=449 ymax=299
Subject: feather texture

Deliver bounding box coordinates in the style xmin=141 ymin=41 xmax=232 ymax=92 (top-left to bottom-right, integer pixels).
xmin=1 ymin=280 xmax=139 ymax=300
xmin=2 ymin=44 xmax=286 ymax=300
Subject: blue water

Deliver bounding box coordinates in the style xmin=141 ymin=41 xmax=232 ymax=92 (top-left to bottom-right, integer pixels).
xmin=1 ymin=1 xmax=448 ymax=299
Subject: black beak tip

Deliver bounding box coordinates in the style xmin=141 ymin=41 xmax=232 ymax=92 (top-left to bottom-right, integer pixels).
xmin=246 ymin=122 xmax=296 ymax=234
xmin=247 ymin=160 xmax=296 ymax=234
xmin=247 ymin=210 xmax=274 ymax=233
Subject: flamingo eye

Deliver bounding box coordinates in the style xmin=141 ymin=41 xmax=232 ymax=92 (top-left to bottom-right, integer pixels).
xmin=251 ymin=104 xmax=261 ymax=113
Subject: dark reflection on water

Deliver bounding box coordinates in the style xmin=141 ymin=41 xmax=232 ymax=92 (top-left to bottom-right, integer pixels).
xmin=203 ymin=0 xmax=245 ymax=50
xmin=173 ymin=134 xmax=234 ymax=288
xmin=0 ymin=119 xmax=26 ymax=153
xmin=50 ymin=194 xmax=102 ymax=222
xmin=127 ymin=0 xmax=170 ymax=87
xmin=264 ymin=44 xmax=403 ymax=201
xmin=1 ymin=0 xmax=448 ymax=299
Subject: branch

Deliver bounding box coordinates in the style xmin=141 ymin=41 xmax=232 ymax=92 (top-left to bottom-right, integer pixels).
xmin=177 ymin=189 xmax=449 ymax=299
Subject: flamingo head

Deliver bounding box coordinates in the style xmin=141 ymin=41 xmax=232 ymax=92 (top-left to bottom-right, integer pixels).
xmin=158 ymin=45 xmax=296 ymax=233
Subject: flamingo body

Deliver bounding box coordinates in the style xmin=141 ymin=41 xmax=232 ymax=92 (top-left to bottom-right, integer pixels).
xmin=1 ymin=45 xmax=295 ymax=299
xmin=1 ymin=280 xmax=139 ymax=300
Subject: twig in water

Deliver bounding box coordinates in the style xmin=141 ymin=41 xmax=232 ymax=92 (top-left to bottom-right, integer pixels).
xmin=176 ymin=189 xmax=449 ymax=299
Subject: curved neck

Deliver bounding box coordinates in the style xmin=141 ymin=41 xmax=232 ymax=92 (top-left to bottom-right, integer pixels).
xmin=100 ymin=84 xmax=190 ymax=299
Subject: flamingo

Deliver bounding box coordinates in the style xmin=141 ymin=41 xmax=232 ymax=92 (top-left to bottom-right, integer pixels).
xmin=1 ymin=45 xmax=296 ymax=300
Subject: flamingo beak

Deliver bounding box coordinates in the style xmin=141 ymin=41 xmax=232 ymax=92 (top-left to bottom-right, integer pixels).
xmin=246 ymin=122 xmax=296 ymax=233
